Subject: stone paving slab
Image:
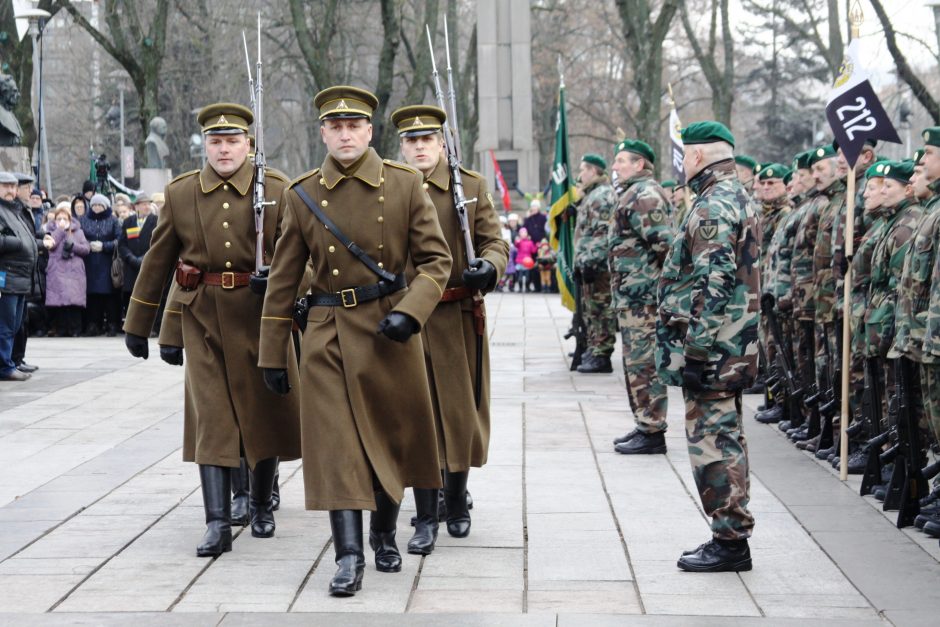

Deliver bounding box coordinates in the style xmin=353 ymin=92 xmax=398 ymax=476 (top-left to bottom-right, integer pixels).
xmin=0 ymin=293 xmax=934 ymax=623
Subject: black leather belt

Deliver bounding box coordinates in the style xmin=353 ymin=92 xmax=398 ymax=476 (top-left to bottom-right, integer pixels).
xmin=307 ymin=273 xmax=407 ymax=308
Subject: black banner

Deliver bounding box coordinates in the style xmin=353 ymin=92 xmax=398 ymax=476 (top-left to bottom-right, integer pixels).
xmin=825 ymin=79 xmax=900 ymax=168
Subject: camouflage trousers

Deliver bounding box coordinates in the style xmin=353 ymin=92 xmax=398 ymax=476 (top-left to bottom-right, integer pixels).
xmin=582 ymin=271 xmax=617 ymax=358
xmin=922 ymin=364 xmax=940 ymax=445
xmin=683 ymin=390 xmax=755 ymax=541
xmin=796 ymin=320 xmax=816 ymax=417
xmin=617 ymin=305 xmax=668 ymax=434
xmin=814 ymin=320 xmax=842 ymax=395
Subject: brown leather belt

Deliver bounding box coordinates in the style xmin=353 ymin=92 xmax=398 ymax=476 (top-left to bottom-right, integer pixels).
xmin=440 ymin=286 xmax=474 ymax=303
xmin=202 ymin=271 xmax=251 ymax=289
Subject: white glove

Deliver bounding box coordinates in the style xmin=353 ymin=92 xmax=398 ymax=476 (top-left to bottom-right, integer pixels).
xmin=90 ymin=241 xmax=103 ymax=252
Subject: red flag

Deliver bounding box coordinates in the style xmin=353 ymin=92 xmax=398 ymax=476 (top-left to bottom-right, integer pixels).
xmin=489 ymin=150 xmax=512 ymax=211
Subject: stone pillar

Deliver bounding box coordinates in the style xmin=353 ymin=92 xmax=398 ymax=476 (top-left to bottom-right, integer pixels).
xmin=476 ymin=0 xmax=539 ymax=208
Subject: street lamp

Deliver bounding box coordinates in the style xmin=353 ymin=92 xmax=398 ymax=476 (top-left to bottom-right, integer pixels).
xmin=15 ymin=7 xmax=51 ymax=195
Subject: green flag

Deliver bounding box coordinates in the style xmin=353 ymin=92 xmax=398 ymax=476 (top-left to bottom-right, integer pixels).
xmin=88 ymin=146 xmax=97 ymax=187
xmin=548 ymin=81 xmax=577 ymax=311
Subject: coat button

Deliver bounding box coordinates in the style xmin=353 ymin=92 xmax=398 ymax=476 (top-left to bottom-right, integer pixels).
xmin=377 ymin=216 xmax=384 ymax=223
xmin=380 ymin=177 xmax=385 ymax=183
xmin=223 ymin=184 xmax=229 ymax=191
xmin=225 ymin=241 xmax=231 ymax=248
xmin=328 ymin=245 xmax=336 ymax=253
xmin=378 ymin=196 xmax=384 ymax=203
xmin=225 ymin=261 xmax=232 ymax=269
xmin=223 ymin=202 xmax=230 ymax=209
xmin=377 ymin=262 xmax=384 ymax=268
xmin=223 ymin=222 xmax=229 ymax=229
xmin=319 ymin=178 xmax=326 ymax=185
xmin=422 ymin=183 xmax=429 ymax=190
xmin=321 ymin=199 xmax=328 ymax=207
xmin=378 ymin=244 xmax=384 ymax=250
xmin=332 ymin=269 xmax=339 ymax=276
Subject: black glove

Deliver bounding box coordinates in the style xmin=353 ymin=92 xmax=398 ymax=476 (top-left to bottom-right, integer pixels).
xmin=249 ymin=265 xmax=270 ymax=296
xmin=125 ymin=333 xmax=149 ymax=359
xmin=159 ymin=346 xmax=184 ymax=366
xmin=462 ymin=258 xmax=496 ymax=291
xmin=838 ymin=255 xmax=849 ymax=276
xmin=376 ymin=311 xmax=419 ymax=343
xmin=760 ymin=293 xmax=775 ymax=315
xmin=682 ymin=358 xmax=706 ymax=392
xmin=263 ymin=368 xmax=291 ymax=395
xmin=581 ymin=265 xmax=597 ymax=284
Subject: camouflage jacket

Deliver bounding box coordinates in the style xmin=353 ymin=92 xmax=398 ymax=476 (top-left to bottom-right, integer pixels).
xmin=813 ymin=179 xmax=847 ymax=324
xmin=832 ymin=174 xmax=869 ymax=316
xmin=791 ymin=191 xmax=824 ymax=320
xmin=573 ymin=177 xmax=617 ymax=272
xmin=758 ymin=196 xmax=792 ymax=298
xmin=918 ymin=183 xmax=940 ymax=358
xmin=765 ymin=199 xmax=799 ymax=305
xmin=890 ymin=199 xmax=940 ymax=363
xmin=655 ymin=159 xmax=760 ymax=396
xmin=851 ymin=217 xmax=886 ymax=356
xmin=607 ymin=171 xmax=674 ymax=309
xmin=864 ymin=198 xmax=922 ymax=358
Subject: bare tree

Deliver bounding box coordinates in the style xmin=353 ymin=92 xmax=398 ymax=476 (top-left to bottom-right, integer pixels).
xmin=679 ymin=0 xmax=734 ymax=126
xmin=745 ymin=0 xmax=843 ymax=79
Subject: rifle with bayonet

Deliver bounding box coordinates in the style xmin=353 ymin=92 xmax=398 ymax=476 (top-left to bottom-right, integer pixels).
xmin=859 ymin=357 xmax=887 ymax=495
xmin=881 ymin=357 xmax=927 ymax=527
xmin=761 ymin=295 xmax=804 ymax=427
xmin=565 ymin=269 xmax=587 ymax=371
xmin=426 ymin=21 xmax=485 ymax=408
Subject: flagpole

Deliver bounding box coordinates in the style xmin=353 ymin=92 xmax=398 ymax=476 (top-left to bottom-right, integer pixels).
xmin=667 ymin=82 xmax=692 ymax=217
xmin=840 ymin=4 xmax=864 ymax=481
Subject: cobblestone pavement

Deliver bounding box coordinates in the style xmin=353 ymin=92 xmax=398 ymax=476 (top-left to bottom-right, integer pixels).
xmin=1 ymin=293 xmax=938 ymax=625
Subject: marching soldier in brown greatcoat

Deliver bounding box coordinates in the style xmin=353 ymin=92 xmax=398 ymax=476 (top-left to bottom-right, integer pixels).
xmin=258 ymin=86 xmax=452 ymax=597
xmin=124 ymin=103 xmax=302 ymax=557
xmin=390 ymin=105 xmax=509 ymax=554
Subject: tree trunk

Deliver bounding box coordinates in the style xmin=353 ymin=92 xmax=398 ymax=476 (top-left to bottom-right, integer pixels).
xmin=373 ymin=0 xmax=401 ymax=158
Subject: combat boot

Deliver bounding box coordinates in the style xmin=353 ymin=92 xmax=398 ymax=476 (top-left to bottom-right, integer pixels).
xmin=614 ymin=430 xmax=666 ymax=455
xmin=613 ymin=429 xmax=641 ymax=446
xmin=754 ymin=405 xmax=783 ymax=424
xmin=777 ymin=420 xmax=792 ymax=432
xmin=196 ymin=465 xmax=233 ymax=557
xmin=230 ymin=458 xmax=250 ymax=527
xmin=328 ymin=510 xmax=365 ymax=596
xmin=922 ymin=517 xmax=940 ymax=538
xmin=444 ymin=470 xmax=472 ymax=538
xmin=369 ymin=491 xmax=402 ymax=572
xmin=914 ymin=506 xmax=940 ymax=530
xmin=271 ymin=464 xmax=281 ymax=511
xmin=249 ymin=457 xmax=278 ymax=538
xmin=815 ymin=444 xmax=837 ymax=460
xmin=407 ymin=488 xmax=440 ymax=555
xmin=677 ymin=538 xmax=752 ymax=572
xmin=577 ymin=354 xmax=613 ymax=374
xmin=796 ymin=434 xmax=821 ymax=451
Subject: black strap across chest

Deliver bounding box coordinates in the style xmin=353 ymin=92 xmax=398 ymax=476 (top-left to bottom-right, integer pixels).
xmin=293 ymin=184 xmax=397 ymax=283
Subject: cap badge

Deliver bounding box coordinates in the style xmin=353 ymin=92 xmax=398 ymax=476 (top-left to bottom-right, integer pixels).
xmin=412 ymin=116 xmax=423 ymax=127
xmin=217 ymin=115 xmax=228 ymax=125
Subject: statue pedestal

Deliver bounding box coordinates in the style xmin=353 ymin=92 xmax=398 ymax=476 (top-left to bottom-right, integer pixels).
xmin=0 ymin=147 xmax=31 ymax=177
xmin=139 ymin=168 xmax=172 ymax=194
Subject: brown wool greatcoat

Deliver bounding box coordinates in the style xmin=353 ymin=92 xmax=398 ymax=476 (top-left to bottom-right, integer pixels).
xmin=124 ymin=159 xmax=302 ymax=469
xmin=420 ymin=159 xmax=509 ymax=471
xmin=259 ymin=148 xmax=452 ymax=511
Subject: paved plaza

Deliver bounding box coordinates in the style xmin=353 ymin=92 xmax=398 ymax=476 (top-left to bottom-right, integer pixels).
xmin=2 ymin=293 xmax=940 ymax=625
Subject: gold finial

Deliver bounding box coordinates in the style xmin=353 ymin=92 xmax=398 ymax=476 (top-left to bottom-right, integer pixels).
xmin=849 ymin=1 xmax=864 ymax=39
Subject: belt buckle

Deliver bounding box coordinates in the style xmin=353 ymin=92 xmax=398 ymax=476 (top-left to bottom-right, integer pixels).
xmin=221 ymin=272 xmax=235 ymax=289
xmin=340 ymin=288 xmax=358 ymax=308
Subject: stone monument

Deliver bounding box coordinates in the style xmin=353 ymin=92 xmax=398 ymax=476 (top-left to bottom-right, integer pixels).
xmin=141 ymin=115 xmax=172 ymax=194
xmin=0 ymin=75 xmax=31 ymax=175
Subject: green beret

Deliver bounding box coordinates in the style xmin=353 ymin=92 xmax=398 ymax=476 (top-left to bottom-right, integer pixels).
xmin=807 ymin=144 xmax=837 ymax=166
xmin=757 ymin=163 xmax=789 ymax=181
xmin=913 ymin=149 xmax=925 ymax=165
xmin=793 ymin=150 xmax=812 ymax=170
xmin=921 ymin=127 xmax=940 ymax=147
xmin=865 ymin=161 xmax=889 ymax=179
xmin=581 ymin=153 xmax=608 ymax=171
xmin=734 ymin=155 xmax=757 ymax=170
xmin=661 ymin=179 xmax=676 ymax=189
xmin=681 ymin=121 xmax=735 ymax=148
xmin=783 ymin=170 xmax=794 ymax=185
xmin=613 ymin=139 xmax=655 ymax=164
xmin=883 ymin=160 xmax=914 ymax=184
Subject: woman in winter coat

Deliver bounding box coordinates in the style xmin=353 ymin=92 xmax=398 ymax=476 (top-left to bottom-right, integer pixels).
xmin=79 ymin=193 xmax=121 ymax=336
xmin=43 ymin=206 xmax=89 ymax=337
xmin=514 ymin=227 xmax=538 ymax=293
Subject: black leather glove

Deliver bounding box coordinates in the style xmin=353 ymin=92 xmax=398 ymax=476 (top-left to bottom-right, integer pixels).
xmin=682 ymin=358 xmax=706 ymax=392
xmin=376 ymin=311 xmax=419 ymax=343
xmin=462 ymin=258 xmax=496 ymax=291
xmin=125 ymin=333 xmax=149 ymax=359
xmin=263 ymin=368 xmax=291 ymax=395
xmin=760 ymin=293 xmax=775 ymax=315
xmin=159 ymin=346 xmax=183 ymax=366
xmin=581 ymin=265 xmax=597 ymax=284
xmin=249 ymin=266 xmax=270 ymax=296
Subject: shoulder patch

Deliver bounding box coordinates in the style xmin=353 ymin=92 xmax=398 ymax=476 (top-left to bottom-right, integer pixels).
xmin=384 ymin=160 xmax=420 ymax=175
xmin=290 ymin=168 xmax=321 ymax=188
xmin=649 ymin=208 xmax=666 ymax=224
xmin=170 ymin=169 xmax=199 ymax=185
xmin=698 ymin=218 xmax=719 ymax=240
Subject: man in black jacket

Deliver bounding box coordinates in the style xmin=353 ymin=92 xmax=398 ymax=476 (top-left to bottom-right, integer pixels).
xmin=0 ymin=171 xmax=39 ymax=381
xmin=118 ymin=193 xmax=158 ymax=318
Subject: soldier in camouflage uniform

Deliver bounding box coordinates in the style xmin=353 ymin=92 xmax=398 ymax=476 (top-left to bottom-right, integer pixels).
xmin=656 ymin=122 xmax=758 ymax=572
xmin=573 ymin=154 xmax=618 ymax=373
xmin=734 ymin=155 xmax=759 ymax=196
xmin=606 ymin=139 xmax=674 ymax=454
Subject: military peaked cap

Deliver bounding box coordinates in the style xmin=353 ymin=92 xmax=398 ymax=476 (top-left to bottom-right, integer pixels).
xmin=197 ymin=103 xmax=252 ymax=135
xmin=315 ymin=86 xmax=378 ymax=120
xmin=391 ymin=105 xmax=446 ymax=137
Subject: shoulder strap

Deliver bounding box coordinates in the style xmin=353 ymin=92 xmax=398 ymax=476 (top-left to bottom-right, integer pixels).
xmin=293 ymin=184 xmax=397 ymax=283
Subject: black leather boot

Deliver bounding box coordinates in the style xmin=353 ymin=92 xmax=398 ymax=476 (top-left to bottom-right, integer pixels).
xmin=369 ymin=491 xmax=402 ymax=572
xmin=271 ymin=464 xmax=281 ymax=511
xmin=577 ymin=354 xmax=613 ymax=373
xmin=408 ymin=488 xmax=440 ymax=555
xmin=196 ymin=465 xmax=233 ymax=557
xmin=230 ymin=458 xmax=250 ymax=527
xmin=677 ymin=538 xmax=752 ymax=572
xmin=249 ymin=457 xmax=278 ymax=538
xmin=444 ymin=470 xmax=471 ymax=538
xmin=328 ymin=510 xmax=365 ymax=596
xmin=613 ymin=429 xmax=640 ymax=446
xmin=614 ymin=430 xmax=666 ymax=455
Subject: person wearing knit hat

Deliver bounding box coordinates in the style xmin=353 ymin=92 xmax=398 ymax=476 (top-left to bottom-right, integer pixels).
xmin=89 ymin=193 xmax=110 ymax=209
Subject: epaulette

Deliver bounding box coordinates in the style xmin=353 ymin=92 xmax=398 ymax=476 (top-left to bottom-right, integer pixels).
xmin=459 ymin=166 xmax=483 ymax=180
xmin=383 ymin=159 xmax=420 ymax=175
xmin=170 ymin=169 xmax=199 ymax=185
xmin=290 ymin=168 xmax=320 ymax=188
xmin=265 ymin=168 xmax=290 ymax=182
